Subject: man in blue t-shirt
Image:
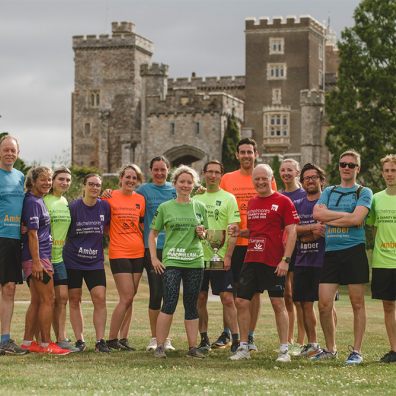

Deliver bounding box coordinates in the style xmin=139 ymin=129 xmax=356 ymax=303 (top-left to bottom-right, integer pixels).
xmin=0 ymin=135 xmax=27 ymax=355
xmin=312 ymin=150 xmax=373 ymax=365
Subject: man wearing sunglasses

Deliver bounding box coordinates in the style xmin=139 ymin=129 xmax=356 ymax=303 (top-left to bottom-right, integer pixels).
xmin=312 ymin=150 xmax=373 ymax=365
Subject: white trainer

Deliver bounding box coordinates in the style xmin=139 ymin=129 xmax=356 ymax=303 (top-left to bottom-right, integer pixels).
xmin=229 ymin=346 xmax=250 ymax=360
xmin=164 ymin=338 xmax=176 ymax=351
xmin=146 ymin=337 xmax=157 ymax=352
xmin=276 ymin=350 xmax=291 ymax=363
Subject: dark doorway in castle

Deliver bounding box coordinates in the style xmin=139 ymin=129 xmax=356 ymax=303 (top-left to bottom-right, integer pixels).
xmin=172 ymin=155 xmax=201 ymax=168
xmin=164 ymin=145 xmax=206 ymax=168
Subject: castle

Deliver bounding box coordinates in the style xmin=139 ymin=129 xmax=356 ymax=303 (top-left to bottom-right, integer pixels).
xmin=71 ymin=17 xmax=338 ymax=175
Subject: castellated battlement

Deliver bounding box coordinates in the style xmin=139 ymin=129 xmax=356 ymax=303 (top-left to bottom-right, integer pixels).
xmin=145 ymin=89 xmax=243 ymax=118
xmin=245 ymin=15 xmax=325 ymax=34
xmin=73 ymin=21 xmax=153 ymax=54
xmin=300 ymin=89 xmax=325 ymax=106
xmin=112 ymin=21 xmax=135 ymax=34
xmin=168 ymin=75 xmax=245 ymax=90
xmin=141 ymin=63 xmax=169 ymax=77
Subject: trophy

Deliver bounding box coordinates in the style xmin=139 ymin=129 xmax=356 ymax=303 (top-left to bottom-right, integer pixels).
xmin=205 ymin=230 xmax=226 ymax=270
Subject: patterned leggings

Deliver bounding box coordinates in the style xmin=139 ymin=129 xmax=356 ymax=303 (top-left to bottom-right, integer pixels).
xmin=161 ymin=267 xmax=204 ymax=320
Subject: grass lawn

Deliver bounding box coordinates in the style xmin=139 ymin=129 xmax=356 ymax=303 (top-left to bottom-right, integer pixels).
xmin=0 ymin=264 xmax=395 ymax=395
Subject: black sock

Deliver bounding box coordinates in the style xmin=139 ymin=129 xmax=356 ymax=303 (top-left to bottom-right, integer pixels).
xmin=232 ymin=333 xmax=239 ymax=342
xmin=200 ymin=332 xmax=208 ymax=341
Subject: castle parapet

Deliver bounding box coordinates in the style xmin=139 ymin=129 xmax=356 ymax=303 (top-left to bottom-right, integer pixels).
xmin=245 ymin=15 xmax=325 ymax=34
xmin=140 ymin=63 xmax=169 ymax=77
xmin=300 ymin=89 xmax=325 ymax=106
xmin=73 ymin=21 xmax=153 ymax=54
xmin=168 ymin=75 xmax=245 ymax=89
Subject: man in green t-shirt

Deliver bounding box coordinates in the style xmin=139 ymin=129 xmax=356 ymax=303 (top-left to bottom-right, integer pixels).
xmin=366 ymin=154 xmax=396 ymax=363
xmin=193 ymin=160 xmax=241 ymax=353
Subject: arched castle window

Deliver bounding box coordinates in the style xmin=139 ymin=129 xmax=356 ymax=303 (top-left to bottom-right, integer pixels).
xmin=89 ymin=91 xmax=100 ymax=107
xmin=194 ymin=122 xmax=200 ymax=135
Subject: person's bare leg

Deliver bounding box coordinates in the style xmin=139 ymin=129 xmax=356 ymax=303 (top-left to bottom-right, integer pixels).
xmin=197 ymin=291 xmax=209 ymax=333
xmin=348 ymin=283 xmax=366 ymax=353
xmin=249 ymin=293 xmax=260 ymax=335
xmin=300 ymin=301 xmax=317 ymax=343
xmin=383 ymin=300 xmax=396 ymax=351
xmin=220 ymin=292 xmax=238 ymax=334
xmin=0 ymin=282 xmax=16 ymax=337
xmin=156 ymin=312 xmax=173 ymax=346
xmin=318 ymin=283 xmax=338 ymax=352
xmin=53 ymin=285 xmax=69 ymax=341
xmin=90 ymin=286 xmax=107 ymax=340
xmin=284 ymin=272 xmax=295 ymax=343
xmin=185 ymin=319 xmax=199 ymax=348
xmin=235 ymin=297 xmax=251 ymax=343
xmin=295 ymin=301 xmax=306 ymax=344
xmin=68 ymin=288 xmax=84 ymax=341
xmin=23 ymin=282 xmax=40 ymax=341
xmin=109 ymin=273 xmax=134 ymax=340
xmin=270 ymin=297 xmax=289 ymax=345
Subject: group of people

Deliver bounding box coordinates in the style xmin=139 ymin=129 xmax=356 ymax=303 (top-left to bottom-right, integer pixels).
xmin=0 ymin=134 xmax=395 ymax=365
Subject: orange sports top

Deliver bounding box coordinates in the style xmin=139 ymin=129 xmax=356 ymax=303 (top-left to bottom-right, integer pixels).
xmin=220 ymin=170 xmax=277 ymax=246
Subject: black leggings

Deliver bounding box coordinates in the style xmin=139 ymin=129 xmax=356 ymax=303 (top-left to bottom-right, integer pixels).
xmin=144 ymin=249 xmax=163 ymax=310
xmin=161 ymin=267 xmax=203 ymax=320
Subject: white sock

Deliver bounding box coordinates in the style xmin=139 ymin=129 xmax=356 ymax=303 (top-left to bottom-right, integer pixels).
xmin=280 ymin=343 xmax=288 ymax=353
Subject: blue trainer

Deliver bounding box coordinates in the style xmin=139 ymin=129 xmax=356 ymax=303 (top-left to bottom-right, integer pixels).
xmin=345 ymin=350 xmax=363 ymax=365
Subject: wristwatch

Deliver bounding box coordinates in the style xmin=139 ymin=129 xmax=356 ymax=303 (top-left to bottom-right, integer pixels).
xmin=281 ymin=256 xmax=291 ymax=263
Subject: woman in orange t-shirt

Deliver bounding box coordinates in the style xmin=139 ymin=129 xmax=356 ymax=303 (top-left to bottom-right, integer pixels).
xmin=103 ymin=164 xmax=145 ymax=351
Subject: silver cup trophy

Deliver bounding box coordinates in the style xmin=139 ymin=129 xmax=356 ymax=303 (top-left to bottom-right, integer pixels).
xmin=205 ymin=230 xmax=226 ymax=270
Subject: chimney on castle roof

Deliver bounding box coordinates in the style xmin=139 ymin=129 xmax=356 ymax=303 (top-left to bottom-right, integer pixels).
xmin=112 ymin=21 xmax=135 ymax=35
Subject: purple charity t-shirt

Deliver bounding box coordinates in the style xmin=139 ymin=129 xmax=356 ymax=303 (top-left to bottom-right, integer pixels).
xmin=294 ymin=197 xmax=325 ymax=268
xmin=21 ymin=192 xmax=52 ymax=261
xmin=63 ymin=198 xmax=110 ymax=271
xmin=282 ymin=187 xmax=307 ymax=204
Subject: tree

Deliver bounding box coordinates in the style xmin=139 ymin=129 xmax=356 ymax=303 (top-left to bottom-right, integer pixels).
xmin=221 ymin=113 xmax=240 ymax=172
xmin=325 ymin=0 xmax=396 ymax=191
xmin=270 ymin=155 xmax=283 ymax=190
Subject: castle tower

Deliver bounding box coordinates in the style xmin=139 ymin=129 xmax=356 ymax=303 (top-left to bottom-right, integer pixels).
xmin=300 ymin=89 xmax=325 ymax=166
xmin=244 ymin=16 xmax=326 ymax=161
xmin=71 ymin=21 xmax=153 ymax=172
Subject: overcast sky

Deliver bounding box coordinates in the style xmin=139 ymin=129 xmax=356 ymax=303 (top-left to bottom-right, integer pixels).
xmin=1 ymin=0 xmax=360 ymax=165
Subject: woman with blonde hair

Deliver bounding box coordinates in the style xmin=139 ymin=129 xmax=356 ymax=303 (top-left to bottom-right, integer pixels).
xmin=149 ymin=165 xmax=208 ymax=359
xmin=103 ymin=164 xmax=145 ymax=351
xmin=20 ymin=166 xmax=70 ymax=355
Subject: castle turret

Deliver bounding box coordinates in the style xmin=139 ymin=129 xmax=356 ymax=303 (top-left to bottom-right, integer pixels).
xmin=300 ymin=89 xmax=325 ymax=166
xmin=71 ymin=21 xmax=153 ymax=172
xmin=140 ymin=63 xmax=169 ymax=99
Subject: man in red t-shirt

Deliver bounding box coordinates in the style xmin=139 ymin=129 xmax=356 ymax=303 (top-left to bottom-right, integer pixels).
xmin=230 ymin=164 xmax=299 ymax=362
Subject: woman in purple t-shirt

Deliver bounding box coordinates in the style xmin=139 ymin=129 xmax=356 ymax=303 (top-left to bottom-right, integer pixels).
xmin=63 ymin=174 xmax=110 ymax=353
xmin=279 ymin=158 xmax=306 ymax=354
xmin=20 ymin=166 xmax=70 ymax=355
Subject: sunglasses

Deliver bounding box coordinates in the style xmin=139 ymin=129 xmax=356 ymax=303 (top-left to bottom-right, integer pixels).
xmin=339 ymin=162 xmax=358 ymax=169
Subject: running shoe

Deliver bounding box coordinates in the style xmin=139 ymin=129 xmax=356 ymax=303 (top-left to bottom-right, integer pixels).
xmin=380 ymin=350 xmax=396 ymax=363
xmin=229 ymin=345 xmax=250 ymax=360
xmin=21 ymin=341 xmax=43 ymax=353
xmin=288 ymin=343 xmax=303 ymax=356
xmin=299 ymin=343 xmax=321 ymax=358
xmin=345 ymin=349 xmax=363 ymax=365
xmin=230 ymin=340 xmax=240 ymax=354
xmin=186 ymin=347 xmax=206 ymax=359
xmin=154 ymin=345 xmax=166 ymax=358
xmin=146 ymin=337 xmax=157 ymax=352
xmin=119 ymin=338 xmax=136 ymax=351
xmin=106 ymin=339 xmax=124 ymax=351
xmin=276 ymin=350 xmax=291 ymax=363
xmin=247 ymin=335 xmax=258 ymax=352
xmin=0 ymin=339 xmax=29 ymax=355
xmin=164 ymin=338 xmax=176 ymax=351
xmin=95 ymin=339 xmax=110 ymax=353
xmin=42 ymin=342 xmax=71 ymax=355
xmin=211 ymin=331 xmax=231 ymax=349
xmin=198 ymin=338 xmax=211 ymax=352
xmin=56 ymin=340 xmax=80 ymax=353
xmin=75 ymin=340 xmax=86 ymax=352
xmin=310 ymin=349 xmax=338 ymax=361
